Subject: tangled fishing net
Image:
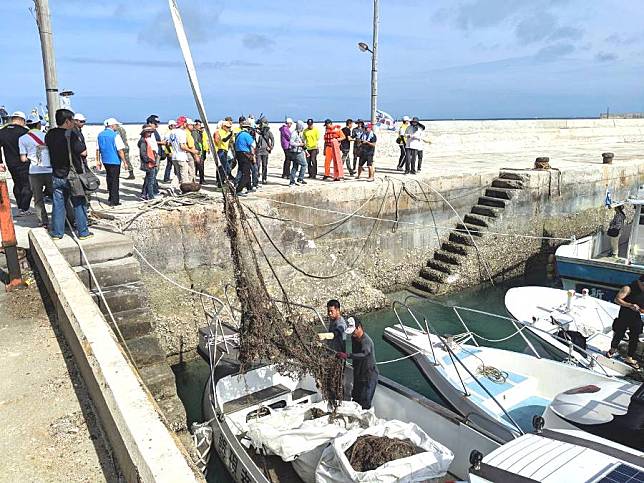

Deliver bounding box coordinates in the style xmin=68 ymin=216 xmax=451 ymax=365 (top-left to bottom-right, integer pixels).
xmin=345 ymin=436 xmax=421 ymax=472
xmin=222 ymin=190 xmax=344 ymax=408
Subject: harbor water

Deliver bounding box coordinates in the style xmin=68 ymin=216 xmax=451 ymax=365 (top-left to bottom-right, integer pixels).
xmin=173 ymin=273 xmax=556 ymax=482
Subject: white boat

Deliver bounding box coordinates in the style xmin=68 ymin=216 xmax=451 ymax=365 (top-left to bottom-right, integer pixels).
xmin=201 ymin=360 xmax=503 ymax=482
xmin=383 ymin=322 xmax=620 ymax=444
xmin=504 ymin=286 xmax=639 ymax=376
xmin=555 ymin=188 xmax=644 ymax=302
xmin=469 ymin=431 xmax=644 ymax=482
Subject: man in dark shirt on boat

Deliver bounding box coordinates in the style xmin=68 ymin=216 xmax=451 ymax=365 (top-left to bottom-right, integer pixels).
xmin=326 ymin=299 xmax=347 ymax=353
xmin=608 ymin=275 xmax=644 ymax=369
xmin=336 ymin=318 xmax=379 ymax=409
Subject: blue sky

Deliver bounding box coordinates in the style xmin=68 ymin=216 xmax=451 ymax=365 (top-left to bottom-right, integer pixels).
xmin=1 ymin=0 xmax=643 ymax=122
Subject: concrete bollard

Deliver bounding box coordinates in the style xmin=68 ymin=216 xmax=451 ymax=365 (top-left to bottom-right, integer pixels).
xmin=602 ymin=152 xmax=614 ymax=164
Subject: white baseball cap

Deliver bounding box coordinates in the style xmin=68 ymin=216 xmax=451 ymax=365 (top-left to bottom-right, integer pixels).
xmin=185 ymin=118 xmax=194 ymax=125
xmin=168 ymin=119 xmax=176 ymax=126
xmin=73 ymin=113 xmax=86 ymax=121
xmin=104 ymin=117 xmax=120 ymax=126
xmin=286 ymin=117 xmax=293 ymax=124
xmin=26 ymin=114 xmax=41 ymax=124
xmin=402 ymin=115 xmax=410 ymax=122
xmin=11 ymin=111 xmax=26 ymax=120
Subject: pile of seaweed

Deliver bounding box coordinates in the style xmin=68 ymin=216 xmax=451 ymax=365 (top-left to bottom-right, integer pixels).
xmin=223 ymin=191 xmax=344 ymax=408
xmin=345 ymin=435 xmax=421 ymax=472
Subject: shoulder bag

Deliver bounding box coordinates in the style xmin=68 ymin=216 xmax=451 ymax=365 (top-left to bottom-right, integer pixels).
xmin=66 ymin=131 xmax=100 ymax=196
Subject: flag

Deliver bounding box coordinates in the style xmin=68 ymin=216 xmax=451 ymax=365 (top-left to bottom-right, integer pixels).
xmin=375 ymin=110 xmax=396 ymax=130
xmin=604 ymin=188 xmax=612 ymax=207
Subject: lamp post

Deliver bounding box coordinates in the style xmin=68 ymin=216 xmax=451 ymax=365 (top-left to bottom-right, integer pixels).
xmin=358 ymin=0 xmax=379 ymax=125
xmin=32 ymin=0 xmax=60 ymax=124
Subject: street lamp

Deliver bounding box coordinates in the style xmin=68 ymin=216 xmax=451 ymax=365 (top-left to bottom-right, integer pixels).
xmin=357 ymin=0 xmax=379 ymax=126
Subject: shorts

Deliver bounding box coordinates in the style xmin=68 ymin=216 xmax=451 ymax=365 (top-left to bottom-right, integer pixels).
xmin=359 ymin=152 xmax=374 ymax=167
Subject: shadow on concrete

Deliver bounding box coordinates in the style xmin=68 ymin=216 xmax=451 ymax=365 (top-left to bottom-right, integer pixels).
xmin=29 ymin=253 xmax=123 ymax=482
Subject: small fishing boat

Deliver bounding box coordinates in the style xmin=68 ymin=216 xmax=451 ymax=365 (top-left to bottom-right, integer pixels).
xmin=200 ymin=356 xmax=503 ymax=482
xmin=383 ymin=320 xmax=619 ymax=444
xmin=555 ymin=189 xmax=644 ymax=302
xmin=468 ymin=431 xmax=644 ymax=482
xmin=504 ymin=286 xmax=640 ymax=376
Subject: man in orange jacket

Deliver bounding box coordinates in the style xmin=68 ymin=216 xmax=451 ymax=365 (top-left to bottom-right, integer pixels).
xmin=323 ymin=119 xmax=345 ymax=181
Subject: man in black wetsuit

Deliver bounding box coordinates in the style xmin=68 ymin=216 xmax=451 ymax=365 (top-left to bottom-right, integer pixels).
xmin=608 ymin=274 xmax=644 ymax=369
xmin=336 ymin=318 xmax=379 ymax=409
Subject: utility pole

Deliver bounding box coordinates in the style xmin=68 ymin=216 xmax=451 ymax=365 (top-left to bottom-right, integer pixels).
xmin=33 ymin=0 xmax=60 ymax=123
xmin=371 ymin=0 xmax=379 ymax=126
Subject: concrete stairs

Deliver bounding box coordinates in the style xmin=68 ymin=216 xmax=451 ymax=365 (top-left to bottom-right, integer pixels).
xmin=57 ymin=228 xmax=188 ymax=433
xmin=412 ymin=171 xmax=527 ymax=295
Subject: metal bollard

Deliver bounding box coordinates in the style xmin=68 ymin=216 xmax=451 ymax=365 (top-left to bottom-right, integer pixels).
xmin=0 ymin=170 xmax=23 ymax=290
xmin=602 ymin=152 xmax=614 ymax=164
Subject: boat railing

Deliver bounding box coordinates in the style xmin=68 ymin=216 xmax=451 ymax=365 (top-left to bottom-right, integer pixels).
xmin=391 ymin=300 xmax=525 ymax=437
xmin=401 ymin=294 xmax=614 ymax=377
xmin=223 ymin=284 xmax=327 ymax=329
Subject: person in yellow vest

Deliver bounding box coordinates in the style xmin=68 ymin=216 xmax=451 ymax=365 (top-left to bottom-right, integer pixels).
xmin=214 ymin=119 xmax=233 ymax=187
xmin=303 ymin=118 xmax=320 ymax=179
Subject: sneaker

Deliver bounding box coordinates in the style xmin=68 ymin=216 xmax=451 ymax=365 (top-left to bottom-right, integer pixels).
xmin=250 ymin=187 xmax=257 ymax=193
xmin=297 ymin=179 xmax=307 ymax=185
xmin=78 ymin=232 xmax=94 ymax=241
xmin=237 ymin=192 xmax=248 ymax=197
xmin=289 ymin=182 xmax=297 ymax=188
xmin=49 ymin=233 xmax=63 ymax=240
xmin=322 ymin=176 xmax=329 ymax=180
xmin=127 ymin=172 xmax=135 ymax=180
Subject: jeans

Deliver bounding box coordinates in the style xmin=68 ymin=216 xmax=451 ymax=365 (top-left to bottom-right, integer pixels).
xmin=153 ymin=166 xmax=160 ymax=194
xmin=29 ymin=173 xmax=52 ymax=226
xmin=104 ymin=163 xmax=121 ymax=204
xmin=51 ymin=176 xmax=89 ymax=238
xmin=141 ymin=167 xmax=156 ymax=199
xmin=306 ymin=148 xmax=318 ymax=178
xmin=289 ymin=151 xmax=306 ymax=183
xmin=7 ymin=163 xmax=32 ymax=211
xmin=216 ymin=149 xmax=230 ymax=186
xmin=405 ymin=148 xmax=418 ymax=174
xmin=342 ymin=148 xmax=354 ymax=174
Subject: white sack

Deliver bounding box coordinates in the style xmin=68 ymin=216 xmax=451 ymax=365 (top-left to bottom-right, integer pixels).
xmin=247 ymin=401 xmax=380 ymax=462
xmin=315 ymin=420 xmax=454 ymax=482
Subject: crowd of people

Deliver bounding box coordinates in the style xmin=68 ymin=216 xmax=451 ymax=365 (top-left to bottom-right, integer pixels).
xmin=0 ymin=106 xmax=429 ymax=239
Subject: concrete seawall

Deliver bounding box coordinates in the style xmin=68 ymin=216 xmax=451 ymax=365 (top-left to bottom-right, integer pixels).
xmin=29 ymin=228 xmax=202 ymax=482
xmin=74 ymin=118 xmax=644 ymax=359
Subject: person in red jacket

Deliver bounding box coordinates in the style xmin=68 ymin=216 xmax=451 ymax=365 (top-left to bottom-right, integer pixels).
xmin=323 ymin=119 xmax=344 ymax=181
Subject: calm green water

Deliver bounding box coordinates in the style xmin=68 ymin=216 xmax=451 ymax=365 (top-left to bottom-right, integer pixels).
xmin=173 ymin=274 xmax=557 ymax=482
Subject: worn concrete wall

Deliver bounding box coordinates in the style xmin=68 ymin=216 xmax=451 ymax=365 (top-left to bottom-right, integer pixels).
xmin=122 ymin=159 xmax=643 ymax=359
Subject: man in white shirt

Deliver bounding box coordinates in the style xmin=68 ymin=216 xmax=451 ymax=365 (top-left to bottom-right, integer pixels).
xmin=168 ymin=122 xmax=192 ymax=186
xmin=19 ymin=115 xmax=52 ymax=227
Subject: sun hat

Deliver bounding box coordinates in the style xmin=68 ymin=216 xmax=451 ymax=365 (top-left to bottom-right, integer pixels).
xmin=11 ymin=111 xmax=26 ymax=120
xmin=73 ymin=113 xmax=86 ymax=121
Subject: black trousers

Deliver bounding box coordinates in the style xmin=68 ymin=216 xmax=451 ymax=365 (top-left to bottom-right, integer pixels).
xmin=236 ymin=153 xmax=253 ymax=193
xmin=8 ymin=163 xmax=32 ymax=211
xmin=405 ymin=148 xmax=418 ymax=174
xmin=281 ymin=149 xmax=291 ymax=178
xmin=351 ymin=374 xmax=378 ymax=410
xmin=307 ymin=148 xmax=318 ymax=178
xmin=611 ymin=316 xmax=643 ymax=357
xmin=417 ymin=150 xmax=424 ymax=171
xmin=104 ymin=163 xmax=121 ymax=204
xmin=257 ymin=153 xmax=269 ymax=182
xmin=397 ymin=144 xmax=406 ymax=169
